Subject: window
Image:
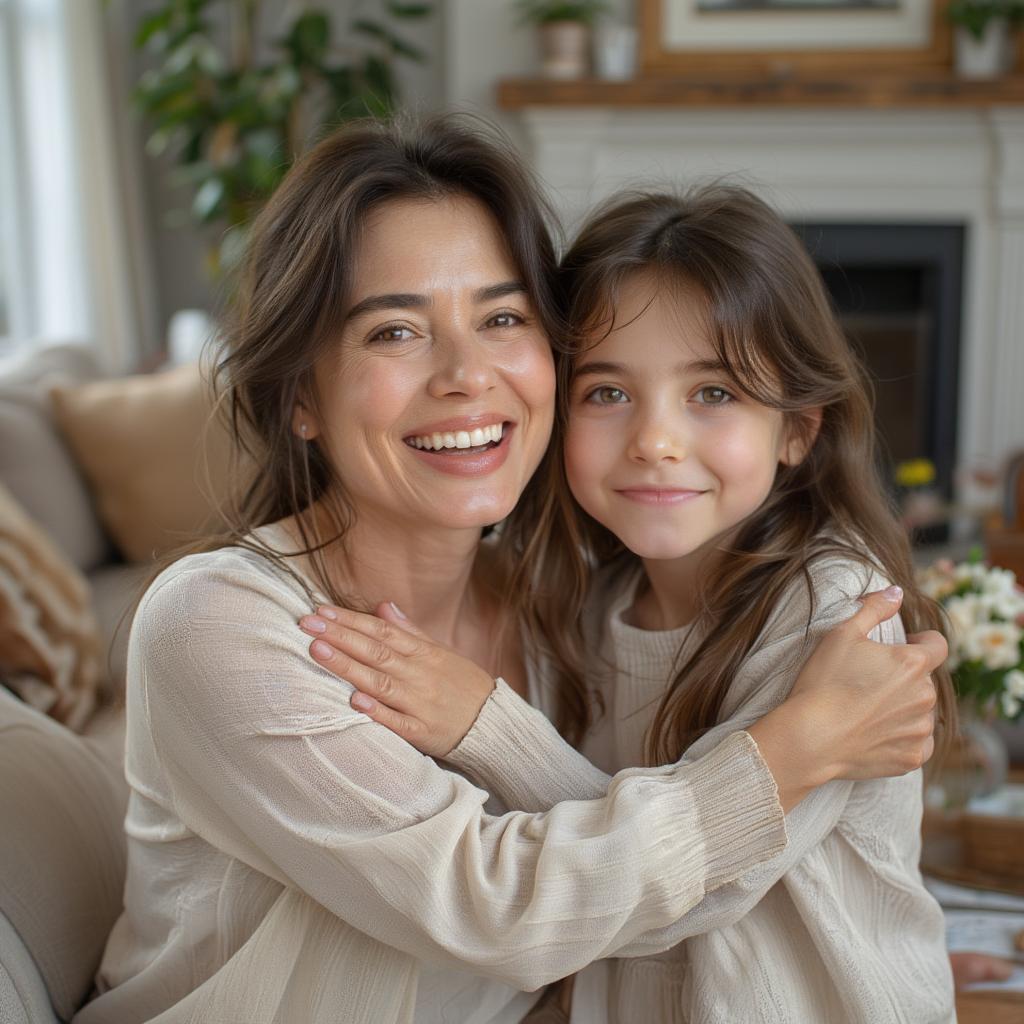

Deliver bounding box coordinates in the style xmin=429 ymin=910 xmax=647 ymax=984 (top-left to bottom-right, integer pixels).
xmin=0 ymin=0 xmax=91 ymax=355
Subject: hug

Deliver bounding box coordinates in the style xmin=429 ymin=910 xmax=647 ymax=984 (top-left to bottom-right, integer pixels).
xmin=72 ymin=114 xmax=954 ymax=1024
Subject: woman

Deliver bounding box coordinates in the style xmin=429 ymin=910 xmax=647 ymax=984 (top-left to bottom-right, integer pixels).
xmin=72 ymin=115 xmax=942 ymax=1024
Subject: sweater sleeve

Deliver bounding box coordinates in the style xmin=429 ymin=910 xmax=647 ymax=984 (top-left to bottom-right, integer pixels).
xmin=451 ymin=559 xmax=905 ymax=954
xmin=134 ymin=554 xmax=787 ymax=990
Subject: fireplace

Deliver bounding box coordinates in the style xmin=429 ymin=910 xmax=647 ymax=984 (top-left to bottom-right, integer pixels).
xmin=791 ymin=223 xmax=965 ymax=502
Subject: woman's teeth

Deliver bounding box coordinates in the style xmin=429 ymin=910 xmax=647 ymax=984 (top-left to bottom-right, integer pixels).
xmin=407 ymin=423 xmax=504 ymax=451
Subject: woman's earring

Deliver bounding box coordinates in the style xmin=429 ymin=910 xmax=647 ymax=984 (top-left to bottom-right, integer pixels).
xmin=300 ymin=423 xmax=308 ymax=439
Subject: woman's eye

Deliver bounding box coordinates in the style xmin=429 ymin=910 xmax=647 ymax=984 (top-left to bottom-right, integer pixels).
xmin=485 ymin=311 xmax=525 ymax=329
xmin=694 ymin=386 xmax=733 ymax=406
xmin=369 ymin=325 xmax=414 ymax=345
xmin=585 ymin=385 xmax=628 ymax=405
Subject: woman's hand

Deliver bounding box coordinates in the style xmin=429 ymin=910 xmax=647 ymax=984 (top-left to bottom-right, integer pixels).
xmin=299 ymin=602 xmax=494 ymax=757
xmin=748 ymin=587 xmax=944 ymax=812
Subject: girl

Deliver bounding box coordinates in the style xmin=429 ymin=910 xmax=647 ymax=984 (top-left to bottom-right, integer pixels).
xmin=307 ymin=185 xmax=956 ymax=1022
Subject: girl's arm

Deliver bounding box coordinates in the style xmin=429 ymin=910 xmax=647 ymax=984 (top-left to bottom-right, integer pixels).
xmin=139 ymin=558 xmax=790 ymax=991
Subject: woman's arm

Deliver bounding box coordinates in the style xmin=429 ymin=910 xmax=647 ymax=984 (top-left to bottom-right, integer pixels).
xmin=304 ymin=565 xmax=940 ymax=956
xmin=303 ymin=585 xmax=940 ymax=812
xmin=137 ymin=557 xmax=788 ymax=990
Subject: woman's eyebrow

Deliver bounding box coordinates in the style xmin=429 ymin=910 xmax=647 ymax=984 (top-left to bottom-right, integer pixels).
xmin=344 ymin=281 xmax=527 ymax=325
xmin=345 ymin=293 xmax=427 ymax=323
xmin=475 ymin=280 xmax=527 ymax=303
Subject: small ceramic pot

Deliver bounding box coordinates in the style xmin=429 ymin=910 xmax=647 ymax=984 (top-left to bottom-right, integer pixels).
xmin=954 ymin=21 xmax=1014 ymax=80
xmin=538 ymin=21 xmax=590 ymax=80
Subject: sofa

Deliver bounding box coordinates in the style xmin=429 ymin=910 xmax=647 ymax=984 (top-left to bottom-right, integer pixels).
xmin=0 ymin=341 xmax=234 ymax=1023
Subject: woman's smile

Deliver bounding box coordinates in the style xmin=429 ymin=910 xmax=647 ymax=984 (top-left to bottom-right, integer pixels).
xmin=403 ymin=417 xmax=516 ymax=477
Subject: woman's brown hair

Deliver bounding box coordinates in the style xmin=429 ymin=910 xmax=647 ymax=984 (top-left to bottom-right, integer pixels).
xmin=509 ymin=184 xmax=954 ymax=761
xmin=139 ymin=113 xmax=566 ymax=617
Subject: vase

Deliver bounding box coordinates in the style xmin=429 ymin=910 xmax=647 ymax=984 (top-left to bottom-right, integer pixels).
xmin=594 ymin=22 xmax=637 ymax=81
xmin=937 ymin=706 xmax=1011 ymax=810
xmin=538 ymin=21 xmax=590 ymax=80
xmin=954 ymin=22 xmax=1014 ymax=80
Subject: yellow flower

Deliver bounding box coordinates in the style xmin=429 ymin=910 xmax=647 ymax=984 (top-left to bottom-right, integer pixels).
xmin=896 ymin=458 xmax=936 ymax=488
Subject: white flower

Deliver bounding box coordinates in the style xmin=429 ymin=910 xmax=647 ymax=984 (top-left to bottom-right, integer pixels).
xmin=954 ymin=562 xmax=988 ymax=588
xmin=1006 ymin=669 xmax=1024 ymax=699
xmin=963 ymin=622 xmax=1024 ymax=671
xmin=1002 ymin=691 xmax=1022 ymax=718
xmin=980 ymin=567 xmax=1020 ymax=598
xmin=944 ymin=595 xmax=984 ymax=654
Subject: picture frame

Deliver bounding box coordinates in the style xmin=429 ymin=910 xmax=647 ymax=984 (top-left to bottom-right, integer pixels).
xmin=638 ymin=0 xmax=953 ymax=74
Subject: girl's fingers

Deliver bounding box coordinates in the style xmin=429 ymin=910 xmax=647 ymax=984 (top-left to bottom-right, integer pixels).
xmin=348 ymin=688 xmax=425 ymax=747
xmin=373 ymin=600 xmax=431 ymax=641
xmin=308 ymin=638 xmax=401 ymax=704
xmin=844 ymin=587 xmax=904 ymax=637
xmin=314 ymin=605 xmax=423 ymax=657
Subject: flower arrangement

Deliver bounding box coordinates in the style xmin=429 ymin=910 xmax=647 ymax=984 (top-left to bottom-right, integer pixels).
xmin=920 ymin=556 xmax=1024 ymax=719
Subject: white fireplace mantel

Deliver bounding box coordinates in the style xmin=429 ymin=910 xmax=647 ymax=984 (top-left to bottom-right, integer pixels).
xmin=514 ymin=106 xmax=1024 ymax=485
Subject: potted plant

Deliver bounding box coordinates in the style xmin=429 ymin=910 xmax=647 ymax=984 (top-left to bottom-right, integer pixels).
xmin=515 ymin=1 xmax=608 ymax=80
xmin=947 ymin=0 xmax=1024 ymax=79
xmin=919 ymin=554 xmax=1024 ymax=806
xmin=133 ymin=0 xmax=432 ymax=277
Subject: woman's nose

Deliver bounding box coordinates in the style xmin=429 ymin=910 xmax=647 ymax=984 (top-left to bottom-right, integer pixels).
xmin=427 ymin=333 xmax=497 ymax=399
xmin=628 ymin=414 xmax=686 ymax=464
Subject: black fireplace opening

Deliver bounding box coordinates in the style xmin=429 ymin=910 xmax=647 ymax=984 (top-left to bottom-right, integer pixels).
xmin=790 ymin=223 xmax=964 ymax=504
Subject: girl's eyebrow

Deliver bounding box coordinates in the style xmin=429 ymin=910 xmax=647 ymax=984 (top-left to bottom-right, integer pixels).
xmin=573 ymin=357 xmax=729 ymax=379
xmin=344 ymin=281 xmax=527 ymax=325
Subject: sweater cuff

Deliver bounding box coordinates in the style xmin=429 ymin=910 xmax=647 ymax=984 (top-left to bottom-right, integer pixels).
xmin=679 ymin=729 xmax=788 ymax=891
xmin=448 ymin=678 xmax=609 ymax=804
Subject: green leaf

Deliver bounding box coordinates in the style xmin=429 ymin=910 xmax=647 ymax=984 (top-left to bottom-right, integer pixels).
xmin=288 ymin=9 xmax=331 ymax=64
xmin=387 ymin=2 xmax=432 ymax=16
xmin=134 ymin=9 xmax=173 ymax=48
xmin=193 ymin=176 xmax=226 ymax=222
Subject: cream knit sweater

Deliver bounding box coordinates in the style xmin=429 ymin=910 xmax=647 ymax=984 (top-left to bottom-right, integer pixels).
xmin=452 ymin=553 xmax=956 ymax=1024
xmin=72 ymin=524 xmax=788 ymax=1024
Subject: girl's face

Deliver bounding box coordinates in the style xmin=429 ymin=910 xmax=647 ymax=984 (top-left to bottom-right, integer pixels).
xmin=565 ymin=272 xmax=807 ymax=566
xmin=299 ymin=196 xmax=555 ymax=533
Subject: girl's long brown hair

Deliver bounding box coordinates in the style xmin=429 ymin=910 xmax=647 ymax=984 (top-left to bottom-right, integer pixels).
xmin=507 ymin=185 xmax=954 ymax=761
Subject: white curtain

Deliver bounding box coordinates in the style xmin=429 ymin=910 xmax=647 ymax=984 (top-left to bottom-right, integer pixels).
xmin=0 ymin=0 xmax=157 ymax=370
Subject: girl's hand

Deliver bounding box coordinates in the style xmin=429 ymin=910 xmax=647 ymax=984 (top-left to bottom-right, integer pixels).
xmin=299 ymin=603 xmax=494 ymax=757
xmin=748 ymin=587 xmax=944 ymax=811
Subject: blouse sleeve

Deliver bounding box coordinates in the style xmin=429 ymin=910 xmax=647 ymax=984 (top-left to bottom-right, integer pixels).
xmin=134 ymin=555 xmax=787 ymax=991
xmin=449 ymin=560 xmax=904 ymax=955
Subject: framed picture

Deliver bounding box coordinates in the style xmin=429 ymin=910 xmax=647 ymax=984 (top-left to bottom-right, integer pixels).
xmin=639 ymin=0 xmax=952 ymax=73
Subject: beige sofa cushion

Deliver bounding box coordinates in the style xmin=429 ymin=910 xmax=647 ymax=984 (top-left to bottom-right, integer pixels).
xmin=0 ymin=344 xmax=109 ymax=572
xmin=0 ymin=482 xmax=101 ymax=732
xmin=0 ymin=688 xmax=127 ymax=1022
xmin=50 ymin=364 xmax=235 ymax=563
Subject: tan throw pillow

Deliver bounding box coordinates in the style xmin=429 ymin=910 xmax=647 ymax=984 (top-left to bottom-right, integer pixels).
xmin=50 ymin=364 xmax=235 ymax=562
xmin=0 ymin=481 xmax=101 ymax=731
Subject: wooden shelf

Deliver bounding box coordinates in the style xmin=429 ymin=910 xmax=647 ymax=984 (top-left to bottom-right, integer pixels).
xmin=498 ymin=72 xmax=1024 ymax=111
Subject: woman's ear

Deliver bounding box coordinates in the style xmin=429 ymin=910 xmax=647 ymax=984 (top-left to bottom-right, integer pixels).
xmin=780 ymin=407 xmax=823 ymax=467
xmin=292 ymin=404 xmax=321 ymax=441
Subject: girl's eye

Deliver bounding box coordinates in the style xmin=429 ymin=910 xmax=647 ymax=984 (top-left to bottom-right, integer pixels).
xmin=694 ymin=386 xmax=733 ymax=406
xmin=585 ymin=385 xmax=629 ymax=405
xmin=369 ymin=324 xmax=415 ymax=345
xmin=485 ymin=311 xmax=525 ymax=329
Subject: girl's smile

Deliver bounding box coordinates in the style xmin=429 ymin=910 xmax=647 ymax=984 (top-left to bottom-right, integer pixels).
xmin=565 ymin=271 xmax=807 ymax=575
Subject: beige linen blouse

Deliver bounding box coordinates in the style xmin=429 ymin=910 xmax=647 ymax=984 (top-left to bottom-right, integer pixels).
xmin=72 ymin=525 xmax=787 ymax=1024
xmin=452 ymin=553 xmax=956 ymax=1024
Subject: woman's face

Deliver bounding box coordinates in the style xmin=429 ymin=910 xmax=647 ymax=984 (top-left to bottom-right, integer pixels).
xmin=301 ymin=196 xmax=555 ymax=533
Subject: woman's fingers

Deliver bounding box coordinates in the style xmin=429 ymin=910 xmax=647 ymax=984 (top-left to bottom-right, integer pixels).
xmin=844 ymin=586 xmax=904 ymax=637
xmin=905 ymin=630 xmax=949 ymax=673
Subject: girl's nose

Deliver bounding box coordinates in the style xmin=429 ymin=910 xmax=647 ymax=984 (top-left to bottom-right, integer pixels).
xmin=628 ymin=415 xmax=686 ymax=464
xmin=427 ymin=332 xmax=497 ymax=399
